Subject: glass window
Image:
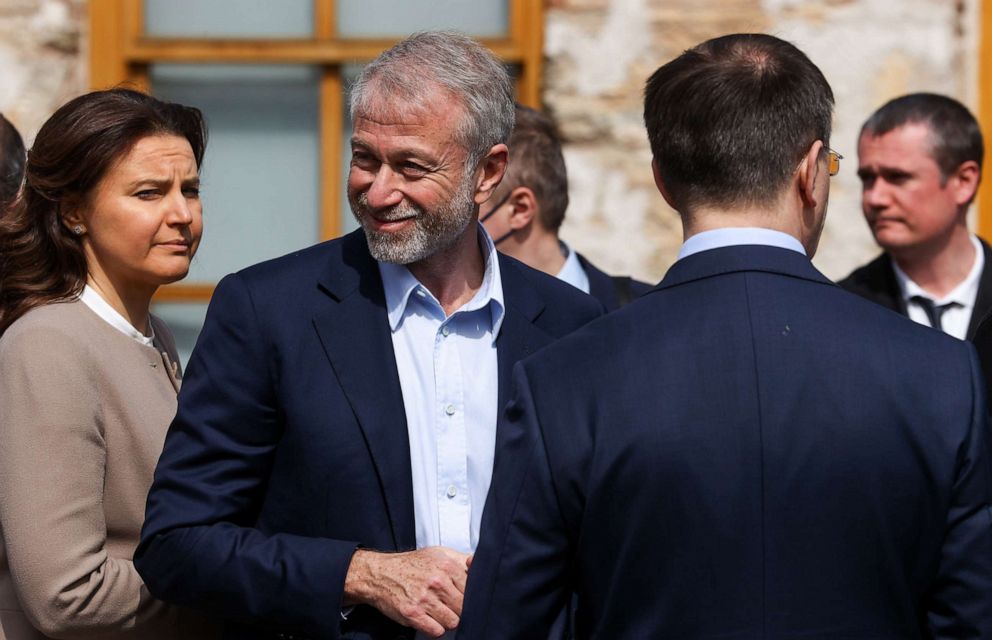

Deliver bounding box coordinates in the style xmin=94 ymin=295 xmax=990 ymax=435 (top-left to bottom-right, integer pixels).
xmin=151 ymin=64 xmax=321 ymax=284
xmin=144 ymin=0 xmax=314 ymax=38
xmin=151 ymin=303 xmax=209 ymax=370
xmin=336 ymin=0 xmax=508 ymax=38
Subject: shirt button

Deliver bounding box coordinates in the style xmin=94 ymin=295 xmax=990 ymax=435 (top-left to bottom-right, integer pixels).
xmin=441 ymin=325 xmax=450 ymax=337
xmin=446 ymin=485 xmax=458 ymax=498
xmin=445 ymin=404 xmax=456 ymax=416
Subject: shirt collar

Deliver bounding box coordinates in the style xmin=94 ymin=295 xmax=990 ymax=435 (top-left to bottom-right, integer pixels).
xmin=891 ymin=233 xmax=984 ymax=307
xmin=79 ymin=284 xmax=156 ymax=347
xmin=378 ymin=223 xmax=506 ymax=339
xmin=555 ymin=241 xmax=591 ymax=294
xmin=678 ymin=227 xmax=807 ymax=261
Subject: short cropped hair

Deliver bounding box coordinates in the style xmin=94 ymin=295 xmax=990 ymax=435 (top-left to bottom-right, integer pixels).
xmin=644 ymin=33 xmax=834 ymax=212
xmin=500 ymin=104 xmax=569 ymax=232
xmin=349 ymin=31 xmax=515 ymax=168
xmin=860 ymin=93 xmax=984 ymax=179
xmin=0 ymin=113 xmax=25 ymax=208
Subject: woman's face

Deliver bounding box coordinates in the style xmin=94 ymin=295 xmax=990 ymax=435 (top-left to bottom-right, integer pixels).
xmin=73 ymin=134 xmax=202 ymax=299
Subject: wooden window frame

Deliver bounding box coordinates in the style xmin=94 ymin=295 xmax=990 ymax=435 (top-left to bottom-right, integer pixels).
xmin=89 ymin=0 xmax=545 ymax=302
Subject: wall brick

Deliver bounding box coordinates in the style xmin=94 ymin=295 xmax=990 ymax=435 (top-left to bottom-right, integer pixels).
xmin=0 ymin=0 xmax=980 ymax=283
xmin=0 ymin=0 xmax=86 ymax=146
xmin=547 ymin=0 xmax=981 ymax=282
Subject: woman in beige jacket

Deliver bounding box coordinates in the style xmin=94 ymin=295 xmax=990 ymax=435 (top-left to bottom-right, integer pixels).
xmin=0 ymin=89 xmax=218 ymax=640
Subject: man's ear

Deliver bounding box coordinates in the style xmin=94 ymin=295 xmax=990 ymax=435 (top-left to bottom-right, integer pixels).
xmin=797 ymin=140 xmax=825 ymax=208
xmin=652 ymin=159 xmax=678 ymax=210
xmin=948 ymin=160 xmax=981 ymax=207
xmin=506 ymin=186 xmax=538 ymax=230
xmin=474 ymin=143 xmax=509 ymax=204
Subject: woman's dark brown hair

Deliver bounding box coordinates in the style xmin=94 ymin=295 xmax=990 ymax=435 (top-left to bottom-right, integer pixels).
xmin=0 ymin=88 xmax=206 ymax=335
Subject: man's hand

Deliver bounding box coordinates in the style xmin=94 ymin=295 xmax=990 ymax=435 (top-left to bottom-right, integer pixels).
xmin=344 ymin=546 xmax=470 ymax=637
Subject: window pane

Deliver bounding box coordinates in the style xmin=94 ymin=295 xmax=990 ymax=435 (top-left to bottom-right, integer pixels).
xmin=144 ymin=0 xmax=314 ymax=38
xmin=336 ymin=0 xmax=508 ymax=38
xmin=151 ymin=303 xmax=209 ymax=370
xmin=150 ymin=64 xmax=321 ymax=284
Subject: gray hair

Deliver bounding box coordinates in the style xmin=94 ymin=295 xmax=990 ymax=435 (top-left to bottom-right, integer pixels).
xmin=349 ymin=31 xmax=515 ymax=167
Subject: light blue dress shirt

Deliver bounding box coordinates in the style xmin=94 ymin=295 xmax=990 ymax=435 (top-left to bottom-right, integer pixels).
xmin=678 ymin=227 xmax=807 ymax=260
xmin=378 ymin=226 xmax=505 ymax=555
xmin=556 ymin=241 xmax=591 ymax=294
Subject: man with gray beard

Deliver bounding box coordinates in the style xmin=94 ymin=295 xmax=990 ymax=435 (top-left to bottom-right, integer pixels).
xmin=135 ymin=31 xmax=602 ymax=640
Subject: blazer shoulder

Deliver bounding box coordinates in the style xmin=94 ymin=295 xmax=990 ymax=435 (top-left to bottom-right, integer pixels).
xmin=499 ymin=253 xmax=605 ymax=329
xmin=223 ymin=231 xmax=375 ymax=307
xmin=577 ymin=251 xmax=653 ymax=309
xmin=234 ymin=236 xmax=345 ymax=287
xmin=0 ymin=300 xmax=98 ymax=355
xmin=838 ymin=252 xmax=891 ymax=293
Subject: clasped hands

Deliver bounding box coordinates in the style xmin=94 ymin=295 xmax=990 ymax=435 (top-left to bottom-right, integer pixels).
xmin=344 ymin=546 xmax=472 ymax=637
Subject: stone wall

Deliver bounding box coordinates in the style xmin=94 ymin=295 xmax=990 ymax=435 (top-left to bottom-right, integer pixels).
xmin=546 ymin=0 xmax=982 ymax=281
xmin=0 ymin=0 xmax=981 ymax=282
xmin=0 ymin=0 xmax=86 ymax=146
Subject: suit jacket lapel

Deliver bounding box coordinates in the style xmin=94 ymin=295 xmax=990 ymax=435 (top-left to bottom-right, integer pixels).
xmin=312 ymin=232 xmax=415 ymax=551
xmin=495 ymin=256 xmax=554 ymax=450
xmin=878 ymin=256 xmax=909 ymax=316
xmin=967 ymin=238 xmax=992 ymax=339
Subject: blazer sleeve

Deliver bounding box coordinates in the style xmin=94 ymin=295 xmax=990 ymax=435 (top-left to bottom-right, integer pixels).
xmin=458 ymin=362 xmax=574 ymax=640
xmin=0 ymin=323 xmax=174 ymax=638
xmin=135 ymin=273 xmax=360 ymax=640
xmin=925 ymin=347 xmax=992 ymax=638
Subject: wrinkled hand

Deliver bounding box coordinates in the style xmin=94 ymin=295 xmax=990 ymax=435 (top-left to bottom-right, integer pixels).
xmin=344 ymin=546 xmax=470 ymax=637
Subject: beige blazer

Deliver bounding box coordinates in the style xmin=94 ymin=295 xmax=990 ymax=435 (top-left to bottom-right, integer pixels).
xmin=0 ymin=300 xmax=217 ymax=640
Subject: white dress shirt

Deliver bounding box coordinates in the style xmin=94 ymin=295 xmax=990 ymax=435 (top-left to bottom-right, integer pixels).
xmin=556 ymin=242 xmax=591 ymax=294
xmin=891 ymin=234 xmax=984 ymax=340
xmin=678 ymin=227 xmax=807 ymax=260
xmin=79 ymin=284 xmax=155 ymax=346
xmin=378 ymin=226 xmax=505 ymax=556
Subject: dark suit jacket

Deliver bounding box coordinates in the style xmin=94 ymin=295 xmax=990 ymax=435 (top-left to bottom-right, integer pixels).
xmin=460 ymin=244 xmax=992 ymax=640
xmin=134 ymin=230 xmax=603 ymax=640
xmin=576 ymin=253 xmax=653 ymax=312
xmin=839 ymin=237 xmax=992 ymax=340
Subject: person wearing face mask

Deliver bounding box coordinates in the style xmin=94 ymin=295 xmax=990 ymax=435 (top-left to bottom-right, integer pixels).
xmin=479 ymin=104 xmax=652 ymax=311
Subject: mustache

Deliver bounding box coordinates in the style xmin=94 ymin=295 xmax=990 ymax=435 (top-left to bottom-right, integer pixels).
xmin=352 ymin=193 xmax=420 ymax=221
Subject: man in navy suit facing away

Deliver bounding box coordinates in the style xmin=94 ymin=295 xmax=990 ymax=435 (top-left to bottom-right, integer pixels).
xmin=459 ymin=33 xmax=992 ymax=639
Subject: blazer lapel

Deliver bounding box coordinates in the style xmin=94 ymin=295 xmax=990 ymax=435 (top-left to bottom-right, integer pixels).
xmin=967 ymin=238 xmax=992 ymax=339
xmin=312 ymin=232 xmax=415 ymax=551
xmin=495 ymin=257 xmax=555 ymax=449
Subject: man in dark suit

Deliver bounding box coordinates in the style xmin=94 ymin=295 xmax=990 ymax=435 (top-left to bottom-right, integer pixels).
xmin=134 ymin=32 xmax=601 ymax=640
xmin=459 ymin=33 xmax=992 ymax=639
xmin=478 ymin=104 xmax=651 ymax=311
xmin=840 ymin=93 xmax=988 ymax=340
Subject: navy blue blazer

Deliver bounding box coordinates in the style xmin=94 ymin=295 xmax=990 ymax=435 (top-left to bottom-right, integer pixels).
xmin=576 ymin=253 xmax=653 ymax=312
xmin=134 ymin=230 xmax=603 ymax=640
xmin=460 ymin=244 xmax=992 ymax=639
